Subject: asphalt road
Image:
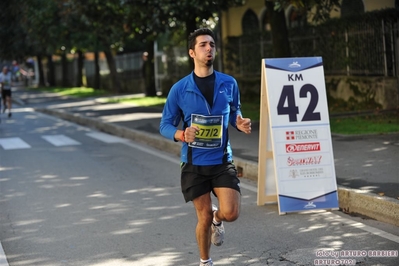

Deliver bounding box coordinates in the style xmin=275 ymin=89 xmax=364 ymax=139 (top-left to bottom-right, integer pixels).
xmin=0 ymin=107 xmax=398 ymax=266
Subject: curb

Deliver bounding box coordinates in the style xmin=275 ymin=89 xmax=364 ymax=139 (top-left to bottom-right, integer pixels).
xmin=37 ymin=107 xmax=399 ymax=227
xmin=338 ymin=186 xmax=399 ymax=227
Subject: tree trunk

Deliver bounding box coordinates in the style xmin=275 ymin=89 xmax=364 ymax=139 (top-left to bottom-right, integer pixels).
xmin=144 ymin=40 xmax=157 ymax=96
xmin=265 ymin=1 xmax=291 ymax=58
xmin=61 ymin=52 xmax=68 ymax=87
xmin=103 ymin=48 xmax=121 ymax=94
xmin=47 ymin=54 xmax=55 ymax=87
xmin=37 ymin=54 xmax=45 ymax=87
xmin=77 ymin=50 xmax=84 ymax=87
xmin=186 ymin=16 xmax=197 ymax=71
xmin=94 ymin=51 xmax=100 ymax=90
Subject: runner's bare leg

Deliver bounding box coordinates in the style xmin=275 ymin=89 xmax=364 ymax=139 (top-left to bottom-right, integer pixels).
xmin=193 ymin=193 xmax=213 ymax=260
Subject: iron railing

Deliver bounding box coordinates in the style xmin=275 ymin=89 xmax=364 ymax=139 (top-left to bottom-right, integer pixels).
xmin=223 ymin=18 xmax=398 ymax=78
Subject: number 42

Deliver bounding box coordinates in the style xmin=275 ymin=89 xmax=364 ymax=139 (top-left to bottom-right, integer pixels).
xmin=277 ymin=84 xmax=321 ymax=122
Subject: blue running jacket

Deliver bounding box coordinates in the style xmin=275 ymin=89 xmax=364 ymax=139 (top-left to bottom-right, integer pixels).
xmin=160 ymin=71 xmax=242 ymax=165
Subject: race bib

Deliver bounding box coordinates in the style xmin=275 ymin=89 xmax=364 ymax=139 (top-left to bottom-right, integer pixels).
xmin=189 ymin=114 xmax=223 ymax=149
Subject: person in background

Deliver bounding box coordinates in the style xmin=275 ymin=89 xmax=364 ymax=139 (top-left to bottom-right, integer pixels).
xmin=141 ymin=51 xmax=149 ymax=78
xmin=11 ymin=60 xmax=21 ymax=82
xmin=159 ymin=28 xmax=251 ymax=266
xmin=0 ymin=66 xmax=13 ymax=117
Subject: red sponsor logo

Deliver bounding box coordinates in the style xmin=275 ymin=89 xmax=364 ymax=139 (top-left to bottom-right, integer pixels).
xmin=287 ymin=156 xmax=322 ymax=166
xmin=286 ymin=131 xmax=295 ymax=140
xmin=286 ymin=142 xmax=321 ymax=153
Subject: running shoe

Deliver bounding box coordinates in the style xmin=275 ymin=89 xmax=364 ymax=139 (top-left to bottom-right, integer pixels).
xmin=200 ymin=260 xmax=213 ymax=266
xmin=211 ymin=204 xmax=224 ymax=246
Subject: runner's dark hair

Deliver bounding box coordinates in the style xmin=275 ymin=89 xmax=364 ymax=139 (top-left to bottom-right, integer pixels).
xmin=188 ymin=28 xmax=215 ymax=50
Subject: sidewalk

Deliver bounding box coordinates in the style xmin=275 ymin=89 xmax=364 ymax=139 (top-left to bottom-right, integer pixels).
xmin=12 ymin=87 xmax=399 ymax=227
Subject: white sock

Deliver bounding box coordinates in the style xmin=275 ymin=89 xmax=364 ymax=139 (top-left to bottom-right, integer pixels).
xmin=200 ymin=258 xmax=212 ymax=263
xmin=212 ymin=212 xmax=221 ymax=225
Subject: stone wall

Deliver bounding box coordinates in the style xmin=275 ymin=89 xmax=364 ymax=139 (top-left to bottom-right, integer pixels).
xmin=325 ymin=76 xmax=398 ymax=110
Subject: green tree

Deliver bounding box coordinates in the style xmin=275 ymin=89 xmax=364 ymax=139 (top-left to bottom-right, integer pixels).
xmin=265 ymin=0 xmax=341 ymax=57
xmin=124 ymin=0 xmax=163 ymax=96
xmin=265 ymin=0 xmax=291 ymax=57
xmin=0 ymin=0 xmax=29 ymax=61
xmin=58 ymin=0 xmax=94 ymax=87
xmin=162 ymin=0 xmax=245 ymax=41
xmin=124 ymin=0 xmax=246 ymax=96
xmin=67 ymin=0 xmax=127 ymax=93
xmin=20 ymin=0 xmax=66 ymax=86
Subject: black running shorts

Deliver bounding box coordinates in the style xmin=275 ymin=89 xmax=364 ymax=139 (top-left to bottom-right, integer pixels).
xmin=181 ymin=162 xmax=241 ymax=202
xmin=1 ymin=89 xmax=11 ymax=99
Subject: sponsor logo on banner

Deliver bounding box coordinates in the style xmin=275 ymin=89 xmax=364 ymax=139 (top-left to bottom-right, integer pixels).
xmin=285 ymin=130 xmax=318 ymax=141
xmin=289 ymin=170 xmax=299 ymax=178
xmin=289 ymin=167 xmax=325 ymax=179
xmin=287 ymin=156 xmax=322 ymax=166
xmin=286 ymin=142 xmax=321 ymax=153
xmin=289 ymin=61 xmax=301 ymax=68
xmin=286 ymin=131 xmax=295 ymax=140
xmin=300 ymin=168 xmax=324 ymax=178
xmin=304 ymin=202 xmax=317 ymax=209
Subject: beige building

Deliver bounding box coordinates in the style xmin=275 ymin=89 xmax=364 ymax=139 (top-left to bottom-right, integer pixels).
xmin=220 ymin=0 xmax=396 ymax=39
xmin=218 ymin=0 xmax=398 ymax=110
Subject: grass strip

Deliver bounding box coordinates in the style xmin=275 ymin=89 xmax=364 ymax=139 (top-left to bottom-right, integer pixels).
xmin=36 ymin=87 xmax=108 ymax=98
xmin=330 ymin=114 xmax=399 ymax=135
xmin=33 ymin=87 xmax=399 ymax=135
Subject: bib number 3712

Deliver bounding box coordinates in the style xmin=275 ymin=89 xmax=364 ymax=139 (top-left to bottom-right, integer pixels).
xmin=277 ymin=84 xmax=321 ymax=122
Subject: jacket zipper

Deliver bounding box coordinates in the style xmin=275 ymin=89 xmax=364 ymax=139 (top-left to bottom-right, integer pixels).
xmin=193 ymin=85 xmax=212 ymax=115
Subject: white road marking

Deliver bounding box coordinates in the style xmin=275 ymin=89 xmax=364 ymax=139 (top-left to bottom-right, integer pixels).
xmin=321 ymin=212 xmax=399 ymax=244
xmin=42 ymin=135 xmax=81 ymax=146
xmin=0 ymin=137 xmax=31 ymax=150
xmin=0 ymin=242 xmax=9 ymax=266
xmin=86 ymin=132 xmax=127 ymax=143
xmin=123 ymin=141 xmax=180 ymax=164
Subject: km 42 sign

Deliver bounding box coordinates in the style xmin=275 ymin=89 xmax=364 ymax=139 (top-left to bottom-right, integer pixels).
xmin=257 ymin=57 xmax=339 ymax=214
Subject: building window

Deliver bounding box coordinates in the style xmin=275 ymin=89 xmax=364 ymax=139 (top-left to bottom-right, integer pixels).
xmin=242 ymin=9 xmax=259 ymax=34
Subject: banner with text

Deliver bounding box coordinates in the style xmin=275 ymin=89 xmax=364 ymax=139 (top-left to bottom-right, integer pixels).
xmin=263 ymin=57 xmax=339 ymax=214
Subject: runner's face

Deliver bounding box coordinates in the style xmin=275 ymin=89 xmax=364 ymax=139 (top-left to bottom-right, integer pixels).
xmin=190 ymin=35 xmax=215 ymax=67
